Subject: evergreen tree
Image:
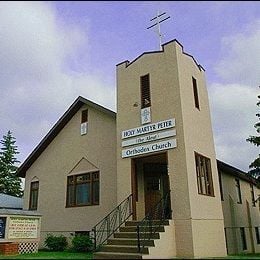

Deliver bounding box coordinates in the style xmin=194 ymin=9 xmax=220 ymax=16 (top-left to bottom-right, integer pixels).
xmin=0 ymin=130 xmax=23 ymax=197
xmin=246 ymin=90 xmax=260 ymax=180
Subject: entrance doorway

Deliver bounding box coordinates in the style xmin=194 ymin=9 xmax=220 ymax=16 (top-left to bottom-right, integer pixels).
xmin=144 ymin=163 xmax=169 ymax=215
xmin=132 ymin=153 xmax=171 ymax=220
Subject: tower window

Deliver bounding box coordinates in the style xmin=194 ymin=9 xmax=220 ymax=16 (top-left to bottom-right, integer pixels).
xmin=141 ymin=74 xmax=151 ymax=108
xmin=195 ymin=152 xmax=214 ymax=196
xmin=192 ymin=77 xmax=200 ymax=109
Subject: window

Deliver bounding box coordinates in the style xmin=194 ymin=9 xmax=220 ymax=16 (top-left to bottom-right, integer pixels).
xmin=240 ymin=227 xmax=247 ymax=250
xmin=81 ymin=109 xmax=88 ymax=123
xmin=250 ymin=184 xmax=256 ymax=207
xmin=192 ymin=77 xmax=200 ymax=109
xmin=218 ymin=171 xmax=224 ymax=201
xmin=141 ymin=74 xmax=151 ymax=108
xmin=0 ymin=217 xmax=6 ymax=239
xmin=29 ymin=181 xmax=39 ymax=210
xmin=224 ymin=228 xmax=229 ymax=254
xmin=255 ymin=227 xmax=260 ymax=244
xmin=66 ymin=172 xmax=99 ymax=207
xmin=195 ymin=152 xmax=214 ymax=196
xmin=81 ymin=109 xmax=88 ymax=135
xmin=235 ymin=179 xmax=242 ymax=204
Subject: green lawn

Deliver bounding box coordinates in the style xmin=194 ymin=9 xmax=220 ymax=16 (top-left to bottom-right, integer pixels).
xmin=0 ymin=251 xmax=93 ymax=259
xmin=201 ymin=253 xmax=260 ymax=259
xmin=1 ymin=252 xmax=260 ymax=259
xmin=224 ymin=253 xmax=260 ymax=259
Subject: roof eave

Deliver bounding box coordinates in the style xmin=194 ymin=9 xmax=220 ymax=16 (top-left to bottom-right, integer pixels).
xmin=17 ymin=96 xmax=115 ymax=178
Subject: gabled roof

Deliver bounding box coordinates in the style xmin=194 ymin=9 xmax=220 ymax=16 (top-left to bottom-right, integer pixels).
xmin=217 ymin=160 xmax=258 ymax=186
xmin=17 ymin=96 xmax=116 ymax=178
xmin=0 ymin=193 xmax=23 ymax=209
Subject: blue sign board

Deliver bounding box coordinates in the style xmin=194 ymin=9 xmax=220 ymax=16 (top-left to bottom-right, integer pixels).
xmin=0 ymin=217 xmax=6 ymax=239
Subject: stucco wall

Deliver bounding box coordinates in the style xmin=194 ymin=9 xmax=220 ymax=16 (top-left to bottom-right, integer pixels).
xmin=23 ymin=104 xmax=117 ymax=245
xmin=221 ymin=171 xmax=260 ymax=254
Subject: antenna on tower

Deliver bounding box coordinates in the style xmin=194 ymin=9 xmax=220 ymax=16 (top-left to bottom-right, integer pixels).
xmin=147 ymin=11 xmax=170 ymax=51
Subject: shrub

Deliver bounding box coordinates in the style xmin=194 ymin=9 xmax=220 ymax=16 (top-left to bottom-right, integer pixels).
xmin=44 ymin=233 xmax=68 ymax=251
xmin=71 ymin=235 xmax=93 ymax=252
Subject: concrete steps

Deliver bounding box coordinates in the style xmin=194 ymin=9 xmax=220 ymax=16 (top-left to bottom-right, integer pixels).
xmin=94 ymin=252 xmax=142 ymax=259
xmin=93 ymin=220 xmax=169 ymax=259
xmin=107 ymin=238 xmax=155 ymax=247
xmin=119 ymin=225 xmax=165 ymax=233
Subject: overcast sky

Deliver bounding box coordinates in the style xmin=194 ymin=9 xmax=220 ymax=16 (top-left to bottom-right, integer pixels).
xmin=0 ymin=1 xmax=259 ymax=175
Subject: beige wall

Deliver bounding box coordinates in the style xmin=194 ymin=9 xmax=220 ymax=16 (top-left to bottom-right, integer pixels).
xmin=176 ymin=42 xmax=227 ymax=256
xmin=116 ymin=40 xmax=226 ymax=258
xmin=220 ymin=171 xmax=260 ymax=254
xmin=23 ymin=104 xmax=117 ymax=245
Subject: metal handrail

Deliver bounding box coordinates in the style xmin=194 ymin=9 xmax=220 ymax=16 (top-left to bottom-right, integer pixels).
xmin=137 ymin=191 xmax=171 ymax=253
xmin=91 ymin=194 xmax=133 ymax=250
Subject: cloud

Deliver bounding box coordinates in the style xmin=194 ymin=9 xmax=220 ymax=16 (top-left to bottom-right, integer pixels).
xmin=209 ymin=83 xmax=259 ymax=172
xmin=215 ymin=19 xmax=260 ymax=86
xmin=209 ymin=18 xmax=260 ymax=172
xmin=0 ymin=2 xmax=115 ymax=163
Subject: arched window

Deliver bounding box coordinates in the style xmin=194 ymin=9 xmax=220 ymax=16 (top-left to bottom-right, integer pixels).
xmin=29 ymin=178 xmax=39 ymax=210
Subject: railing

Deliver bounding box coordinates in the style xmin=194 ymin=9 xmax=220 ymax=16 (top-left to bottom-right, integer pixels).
xmin=137 ymin=191 xmax=171 ymax=253
xmin=91 ymin=194 xmax=133 ymax=250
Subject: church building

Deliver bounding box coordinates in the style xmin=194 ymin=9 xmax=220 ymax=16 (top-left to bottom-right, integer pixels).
xmin=16 ymin=40 xmax=259 ymax=259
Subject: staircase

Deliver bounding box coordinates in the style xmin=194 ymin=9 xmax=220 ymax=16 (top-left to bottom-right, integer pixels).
xmin=93 ymin=220 xmax=169 ymax=259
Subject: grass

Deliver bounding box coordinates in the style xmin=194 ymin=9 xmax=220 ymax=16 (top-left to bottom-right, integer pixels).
xmin=224 ymin=253 xmax=260 ymax=259
xmin=1 ymin=251 xmax=260 ymax=259
xmin=0 ymin=250 xmax=93 ymax=259
xmin=199 ymin=253 xmax=260 ymax=259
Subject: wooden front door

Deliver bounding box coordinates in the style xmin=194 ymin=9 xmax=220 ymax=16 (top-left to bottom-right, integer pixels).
xmin=144 ymin=174 xmax=162 ymax=215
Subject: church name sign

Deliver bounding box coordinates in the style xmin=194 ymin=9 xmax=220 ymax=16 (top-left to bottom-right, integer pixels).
xmin=122 ymin=139 xmax=176 ymax=158
xmin=121 ymin=118 xmax=177 ymax=158
xmin=122 ymin=119 xmax=175 ymax=139
xmin=122 ymin=129 xmax=176 ymax=147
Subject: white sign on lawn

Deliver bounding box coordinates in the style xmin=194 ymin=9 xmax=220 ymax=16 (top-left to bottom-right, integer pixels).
xmin=8 ymin=217 xmax=39 ymax=239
